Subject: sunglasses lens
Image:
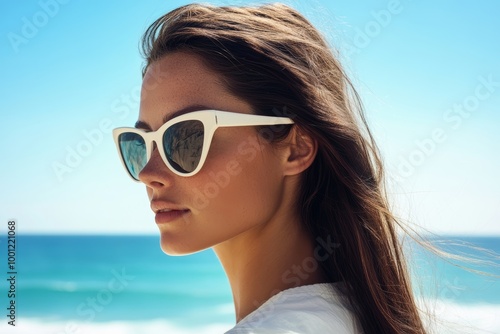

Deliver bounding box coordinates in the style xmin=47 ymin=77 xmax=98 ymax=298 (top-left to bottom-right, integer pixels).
xmin=118 ymin=132 xmax=147 ymax=180
xmin=163 ymin=120 xmax=204 ymax=174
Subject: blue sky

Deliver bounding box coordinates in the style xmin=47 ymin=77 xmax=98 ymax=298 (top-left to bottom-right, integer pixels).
xmin=1 ymin=0 xmax=499 ymax=235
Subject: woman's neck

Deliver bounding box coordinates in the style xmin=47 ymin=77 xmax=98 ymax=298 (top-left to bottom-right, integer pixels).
xmin=213 ymin=214 xmax=328 ymax=322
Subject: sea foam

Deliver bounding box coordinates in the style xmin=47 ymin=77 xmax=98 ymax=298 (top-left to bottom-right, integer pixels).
xmin=1 ymin=301 xmax=499 ymax=334
xmin=419 ymin=299 xmax=500 ymax=334
xmin=0 ymin=318 xmax=233 ymax=334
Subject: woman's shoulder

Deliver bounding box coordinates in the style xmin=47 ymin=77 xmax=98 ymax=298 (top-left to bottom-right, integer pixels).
xmin=225 ymin=282 xmax=362 ymax=334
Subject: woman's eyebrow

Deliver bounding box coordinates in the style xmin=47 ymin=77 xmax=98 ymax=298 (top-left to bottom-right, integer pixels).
xmin=134 ymin=104 xmax=212 ymax=130
xmin=134 ymin=120 xmax=151 ymax=130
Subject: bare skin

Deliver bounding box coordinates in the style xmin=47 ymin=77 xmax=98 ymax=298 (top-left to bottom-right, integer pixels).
xmin=137 ymin=51 xmax=327 ymax=322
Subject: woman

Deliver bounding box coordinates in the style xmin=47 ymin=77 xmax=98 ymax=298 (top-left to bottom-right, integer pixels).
xmin=113 ymin=3 xmax=428 ymax=333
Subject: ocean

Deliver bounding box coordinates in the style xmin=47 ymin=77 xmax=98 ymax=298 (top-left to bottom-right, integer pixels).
xmin=0 ymin=235 xmax=498 ymax=334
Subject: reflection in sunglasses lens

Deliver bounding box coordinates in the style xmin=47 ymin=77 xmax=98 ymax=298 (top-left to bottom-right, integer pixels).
xmin=163 ymin=120 xmax=204 ymax=173
xmin=119 ymin=133 xmax=147 ymax=180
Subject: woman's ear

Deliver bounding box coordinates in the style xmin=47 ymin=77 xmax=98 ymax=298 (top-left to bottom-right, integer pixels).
xmin=282 ymin=127 xmax=317 ymax=176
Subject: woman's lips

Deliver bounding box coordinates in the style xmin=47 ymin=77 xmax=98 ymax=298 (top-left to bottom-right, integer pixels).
xmin=155 ymin=209 xmax=190 ymax=224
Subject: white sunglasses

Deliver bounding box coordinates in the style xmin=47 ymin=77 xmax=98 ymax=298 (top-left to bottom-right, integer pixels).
xmin=112 ymin=110 xmax=294 ymax=181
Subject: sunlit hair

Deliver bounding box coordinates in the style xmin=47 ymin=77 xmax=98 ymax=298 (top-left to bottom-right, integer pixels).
xmin=141 ymin=3 xmax=428 ymax=333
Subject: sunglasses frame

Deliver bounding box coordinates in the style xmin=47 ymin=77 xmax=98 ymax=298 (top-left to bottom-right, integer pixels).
xmin=112 ymin=110 xmax=294 ymax=181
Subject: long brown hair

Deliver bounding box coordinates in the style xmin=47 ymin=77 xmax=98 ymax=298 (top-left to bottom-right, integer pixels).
xmin=141 ymin=3 xmax=427 ymax=333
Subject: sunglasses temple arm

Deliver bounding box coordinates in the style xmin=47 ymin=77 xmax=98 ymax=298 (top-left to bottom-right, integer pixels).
xmin=215 ymin=111 xmax=294 ymax=127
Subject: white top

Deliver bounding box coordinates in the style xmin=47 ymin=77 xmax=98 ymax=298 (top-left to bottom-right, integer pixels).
xmin=224 ymin=282 xmax=362 ymax=334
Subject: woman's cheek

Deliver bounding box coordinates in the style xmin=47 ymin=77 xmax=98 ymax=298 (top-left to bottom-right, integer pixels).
xmin=187 ymin=159 xmax=243 ymax=212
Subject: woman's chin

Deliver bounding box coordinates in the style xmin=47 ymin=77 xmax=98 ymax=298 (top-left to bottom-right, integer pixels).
xmin=159 ymin=234 xmax=205 ymax=256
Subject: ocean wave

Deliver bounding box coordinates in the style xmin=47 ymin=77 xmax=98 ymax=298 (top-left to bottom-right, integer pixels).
xmin=418 ymin=298 xmax=500 ymax=333
xmin=0 ymin=318 xmax=233 ymax=334
xmin=1 ymin=300 xmax=499 ymax=334
xmin=214 ymin=303 xmax=235 ymax=316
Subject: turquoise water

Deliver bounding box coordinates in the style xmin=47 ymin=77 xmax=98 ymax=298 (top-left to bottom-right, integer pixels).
xmin=408 ymin=236 xmax=500 ymax=305
xmin=3 ymin=235 xmax=233 ymax=326
xmin=0 ymin=235 xmax=498 ymax=333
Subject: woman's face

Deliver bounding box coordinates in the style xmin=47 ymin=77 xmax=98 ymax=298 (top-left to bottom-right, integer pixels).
xmin=137 ymin=51 xmax=289 ymax=255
